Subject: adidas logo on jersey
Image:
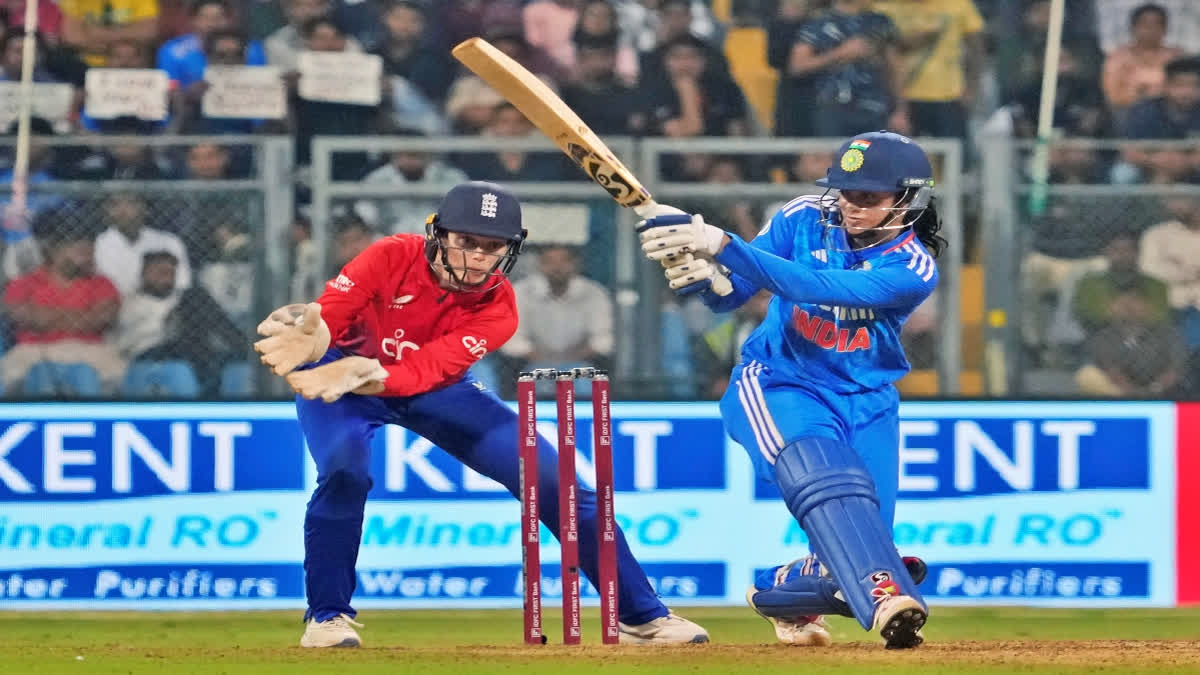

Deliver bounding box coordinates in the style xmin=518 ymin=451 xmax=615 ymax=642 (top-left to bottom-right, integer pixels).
xmin=810 ymin=249 xmax=828 ymax=263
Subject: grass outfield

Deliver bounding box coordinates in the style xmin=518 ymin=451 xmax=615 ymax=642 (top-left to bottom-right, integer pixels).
xmin=4 ymin=607 xmax=1200 ymax=675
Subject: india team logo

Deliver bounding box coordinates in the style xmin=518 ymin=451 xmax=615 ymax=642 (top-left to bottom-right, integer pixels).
xmin=840 ymin=139 xmax=870 ymax=172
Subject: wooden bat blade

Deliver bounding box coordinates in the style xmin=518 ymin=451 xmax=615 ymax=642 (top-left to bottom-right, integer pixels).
xmin=451 ymin=37 xmax=652 ymax=209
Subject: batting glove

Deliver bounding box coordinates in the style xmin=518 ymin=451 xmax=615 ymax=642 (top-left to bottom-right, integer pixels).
xmin=286 ymin=355 xmax=390 ymax=403
xmin=638 ymin=213 xmax=728 ymax=260
xmin=254 ymin=302 xmax=332 ymax=376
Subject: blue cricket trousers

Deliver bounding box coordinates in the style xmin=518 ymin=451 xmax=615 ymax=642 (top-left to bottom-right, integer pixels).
xmin=718 ymin=359 xmax=901 ymax=526
xmin=296 ymin=351 xmax=668 ymax=625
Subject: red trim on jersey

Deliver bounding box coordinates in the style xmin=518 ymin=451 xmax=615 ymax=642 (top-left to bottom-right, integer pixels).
xmin=1178 ymin=403 xmax=1200 ymax=605
xmin=881 ymin=231 xmax=916 ymax=255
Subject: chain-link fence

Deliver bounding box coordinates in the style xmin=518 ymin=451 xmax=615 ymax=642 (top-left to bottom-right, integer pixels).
xmin=980 ymin=136 xmax=1200 ymax=397
xmin=0 ymin=135 xmax=293 ymax=399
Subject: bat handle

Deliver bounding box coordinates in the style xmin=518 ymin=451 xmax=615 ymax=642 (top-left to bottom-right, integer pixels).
xmin=632 ymin=201 xmax=659 ymax=219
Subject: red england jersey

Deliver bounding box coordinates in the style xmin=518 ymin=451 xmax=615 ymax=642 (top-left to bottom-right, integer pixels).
xmin=316 ymin=234 xmax=519 ymax=397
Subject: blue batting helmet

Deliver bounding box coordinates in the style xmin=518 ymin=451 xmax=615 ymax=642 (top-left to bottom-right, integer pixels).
xmin=815 ymin=131 xmax=934 ymax=194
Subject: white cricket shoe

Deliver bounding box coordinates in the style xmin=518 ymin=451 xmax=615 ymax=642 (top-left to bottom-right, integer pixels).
xmin=300 ymin=613 xmax=364 ymax=648
xmin=744 ymin=587 xmax=833 ymax=646
xmin=872 ymin=595 xmax=926 ymax=649
xmin=618 ymin=613 xmax=710 ymax=644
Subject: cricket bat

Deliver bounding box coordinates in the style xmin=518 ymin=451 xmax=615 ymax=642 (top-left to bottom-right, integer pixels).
xmin=451 ymin=37 xmax=733 ymax=295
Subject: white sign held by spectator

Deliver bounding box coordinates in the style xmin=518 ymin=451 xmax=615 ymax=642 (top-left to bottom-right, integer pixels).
xmin=298 ymin=51 xmax=381 ymax=106
xmin=202 ymin=66 xmax=286 ymax=119
xmin=0 ymin=82 xmax=75 ymax=130
xmin=84 ymin=69 xmax=169 ymax=121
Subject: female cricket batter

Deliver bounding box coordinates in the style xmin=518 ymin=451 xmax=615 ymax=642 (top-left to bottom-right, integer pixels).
xmin=255 ymin=181 xmax=708 ymax=648
xmin=639 ymin=131 xmax=944 ymax=649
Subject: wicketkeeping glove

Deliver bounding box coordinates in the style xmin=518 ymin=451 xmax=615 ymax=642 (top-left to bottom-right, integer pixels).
xmin=285 ymin=355 xmax=390 ymax=403
xmin=254 ymin=302 xmax=332 ymax=376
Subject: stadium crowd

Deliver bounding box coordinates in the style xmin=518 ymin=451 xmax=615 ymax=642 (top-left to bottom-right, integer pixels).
xmin=0 ymin=0 xmax=1197 ymax=398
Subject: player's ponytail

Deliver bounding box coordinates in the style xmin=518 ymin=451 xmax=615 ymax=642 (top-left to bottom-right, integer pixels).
xmin=904 ymin=196 xmax=946 ymax=259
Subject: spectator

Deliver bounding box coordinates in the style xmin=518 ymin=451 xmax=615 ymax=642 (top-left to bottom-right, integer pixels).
xmin=617 ymin=0 xmax=717 ymax=56
xmin=80 ymin=43 xmax=180 ymax=135
xmin=1095 ymin=0 xmax=1200 ymax=55
xmin=698 ymin=288 xmax=770 ymax=398
xmin=291 ymin=17 xmax=379 ymax=171
xmin=443 ymin=74 xmax=506 ymax=134
xmin=996 ymin=0 xmax=1101 ymax=106
xmin=2 ymin=0 xmax=65 ymax=45
xmin=1010 ymin=40 xmax=1109 ymax=139
xmin=455 ymin=102 xmax=571 ymax=181
xmin=1 ymin=209 xmax=123 ymax=393
xmin=115 ymin=250 xmax=247 ymax=396
xmin=1072 ymin=231 xmax=1170 ymax=334
xmin=1102 ymin=4 xmax=1186 ymax=123
xmin=502 ymin=244 xmax=614 ymax=376
xmin=0 ymin=30 xmax=64 ymax=82
xmin=330 ymin=210 xmax=378 ymax=272
xmin=95 ymin=192 xmax=192 ymax=296
xmin=74 ymin=119 xmax=173 ymax=179
xmin=574 ymin=0 xmax=638 ymax=84
xmin=637 ymin=0 xmax=730 ymax=86
xmin=872 ymin=0 xmax=985 ymax=140
xmin=1139 ymin=196 xmax=1200 ymax=347
xmin=0 ymin=118 xmax=65 ymax=219
xmin=561 ymin=32 xmax=644 ymax=135
xmin=482 ymin=19 xmax=568 ymax=85
xmin=432 ymin=0 xmax=515 ymax=49
xmin=265 ymin=0 xmax=361 ymax=71
xmin=289 ymin=216 xmax=322 ymax=302
xmin=702 ymin=155 xmax=759 ymax=242
xmin=767 ymin=0 xmax=818 ymax=136
xmin=59 ymin=0 xmax=159 ymax=66
xmin=1076 ymin=322 xmax=1186 ymax=396
xmin=523 ymin=0 xmax=580 ymax=73
xmin=375 ymin=1 xmax=453 ymax=105
xmin=157 ymin=0 xmax=267 ymax=92
xmin=354 ymin=131 xmax=468 ymax=234
xmin=640 ymin=34 xmax=750 ymax=138
xmin=184 ymin=142 xmax=230 ymax=179
xmin=199 ymin=220 xmax=254 ymax=325
xmin=1117 ymin=56 xmax=1200 ymax=183
xmin=1020 ymin=147 xmax=1120 ymax=366
xmin=177 ymin=30 xmax=268 ymax=135
xmin=786 ymin=0 xmax=905 ymax=136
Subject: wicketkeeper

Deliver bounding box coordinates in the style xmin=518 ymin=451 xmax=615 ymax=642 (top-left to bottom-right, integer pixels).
xmin=255 ymin=181 xmax=709 ymax=647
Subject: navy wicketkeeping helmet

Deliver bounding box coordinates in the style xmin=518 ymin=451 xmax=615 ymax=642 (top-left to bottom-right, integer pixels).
xmin=425 ymin=181 xmax=528 ymax=291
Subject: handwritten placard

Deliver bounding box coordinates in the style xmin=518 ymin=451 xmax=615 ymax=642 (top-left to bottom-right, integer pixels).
xmin=84 ymin=68 xmax=169 ymax=120
xmin=0 ymin=82 xmax=74 ymax=130
xmin=202 ymin=65 xmax=286 ymax=119
xmin=298 ymin=51 xmax=381 ymax=106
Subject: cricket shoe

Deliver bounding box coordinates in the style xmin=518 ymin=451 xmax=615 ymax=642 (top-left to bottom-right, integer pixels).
xmin=300 ymin=613 xmax=363 ymax=648
xmin=744 ymin=587 xmax=832 ymax=647
xmin=618 ymin=613 xmax=710 ymax=644
xmin=872 ymin=595 xmax=926 ymax=649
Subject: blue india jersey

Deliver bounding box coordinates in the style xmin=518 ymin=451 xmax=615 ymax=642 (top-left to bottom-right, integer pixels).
xmin=706 ymin=195 xmax=938 ymax=393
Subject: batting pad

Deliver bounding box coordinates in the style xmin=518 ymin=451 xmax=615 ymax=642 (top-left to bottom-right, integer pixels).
xmin=774 ymin=437 xmax=926 ymax=629
xmin=751 ymin=574 xmax=852 ymax=618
